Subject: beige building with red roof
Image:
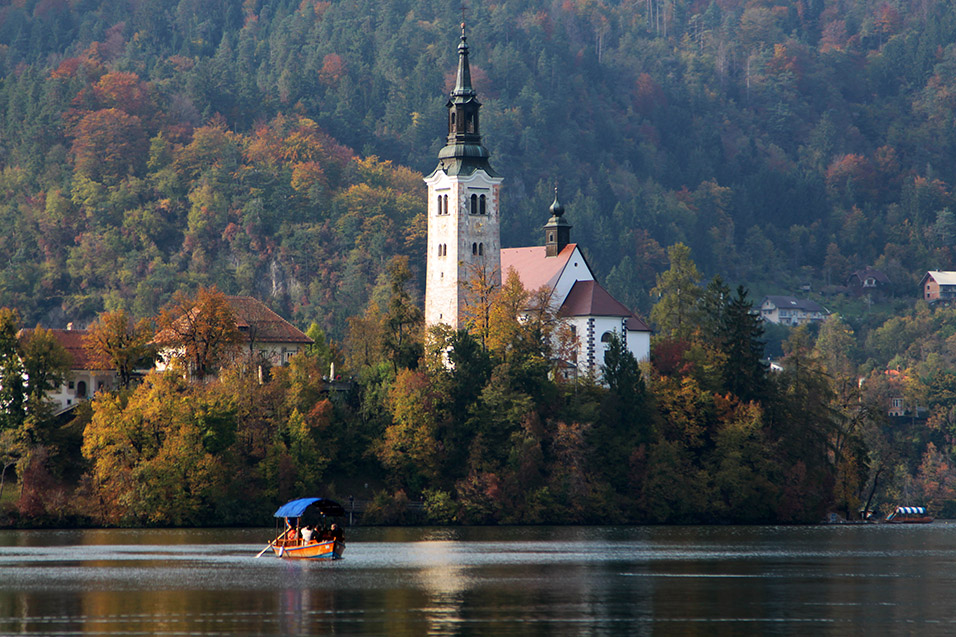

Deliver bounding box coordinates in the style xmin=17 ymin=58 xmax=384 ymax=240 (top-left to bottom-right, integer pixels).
xmin=19 ymin=325 xmax=117 ymax=414
xmin=155 ymin=296 xmax=313 ymax=375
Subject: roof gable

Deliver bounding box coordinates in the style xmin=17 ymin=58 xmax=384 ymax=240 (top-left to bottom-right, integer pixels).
xmin=500 ymin=244 xmax=578 ymax=295
xmin=559 ymin=280 xmax=650 ymax=331
xmin=225 ymin=296 xmax=312 ymax=344
xmin=923 ymin=271 xmax=956 ymax=286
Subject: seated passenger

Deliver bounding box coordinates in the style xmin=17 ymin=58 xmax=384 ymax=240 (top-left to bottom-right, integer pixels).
xmin=329 ymin=523 xmax=344 ymax=543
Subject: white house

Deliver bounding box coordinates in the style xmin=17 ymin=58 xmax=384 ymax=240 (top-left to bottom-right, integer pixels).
xmin=759 ymin=296 xmax=829 ymax=326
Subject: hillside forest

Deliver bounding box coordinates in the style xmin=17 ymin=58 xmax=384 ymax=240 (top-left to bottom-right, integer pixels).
xmin=4 ymin=0 xmax=956 ymax=525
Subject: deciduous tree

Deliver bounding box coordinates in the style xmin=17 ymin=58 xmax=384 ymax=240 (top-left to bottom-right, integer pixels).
xmin=155 ymin=288 xmax=242 ymax=381
xmin=85 ymin=310 xmax=156 ymax=388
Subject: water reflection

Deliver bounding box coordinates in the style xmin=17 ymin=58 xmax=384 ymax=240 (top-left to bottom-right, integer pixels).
xmin=2 ymin=525 xmax=956 ymax=634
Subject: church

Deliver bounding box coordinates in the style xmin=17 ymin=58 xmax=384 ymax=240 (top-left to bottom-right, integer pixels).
xmin=424 ymin=26 xmax=650 ymax=379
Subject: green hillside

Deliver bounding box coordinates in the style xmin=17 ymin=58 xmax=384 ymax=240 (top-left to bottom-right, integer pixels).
xmin=3 ymin=0 xmax=956 ymax=333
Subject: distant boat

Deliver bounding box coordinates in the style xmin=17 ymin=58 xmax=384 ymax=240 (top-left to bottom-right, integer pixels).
xmin=885 ymin=506 xmax=934 ymax=524
xmin=257 ymin=497 xmax=347 ymax=559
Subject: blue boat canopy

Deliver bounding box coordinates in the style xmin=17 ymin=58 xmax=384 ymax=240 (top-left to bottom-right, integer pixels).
xmin=274 ymin=497 xmax=346 ymax=518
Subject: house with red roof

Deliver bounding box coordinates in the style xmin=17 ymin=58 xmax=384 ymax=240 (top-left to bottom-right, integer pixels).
xmin=18 ymin=324 xmax=117 ymax=414
xmin=155 ymin=295 xmax=313 ymax=376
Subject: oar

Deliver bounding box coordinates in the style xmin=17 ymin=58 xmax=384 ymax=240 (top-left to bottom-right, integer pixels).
xmin=255 ymin=540 xmax=274 ymax=558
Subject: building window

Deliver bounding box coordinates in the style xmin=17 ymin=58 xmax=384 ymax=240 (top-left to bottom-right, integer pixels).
xmin=479 ymin=243 xmax=484 ymax=256
xmin=601 ymin=331 xmax=612 ymax=343
xmin=549 ymin=232 xmax=554 ymax=242
xmin=68 ymin=381 xmax=74 ymax=390
xmin=470 ymin=194 xmax=478 ymax=215
xmin=77 ymin=381 xmax=87 ymax=398
xmin=443 ymin=194 xmax=448 ymax=215
xmin=438 ymin=245 xmax=442 ymax=257
xmin=436 ymin=195 xmax=441 ymax=215
xmin=479 ymin=194 xmax=486 ymax=215
xmin=472 ymin=242 xmax=478 ymax=255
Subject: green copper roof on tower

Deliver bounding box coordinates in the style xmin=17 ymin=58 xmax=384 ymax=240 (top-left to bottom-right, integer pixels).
xmin=453 ymin=23 xmax=476 ymax=97
xmin=430 ymin=23 xmax=498 ymax=178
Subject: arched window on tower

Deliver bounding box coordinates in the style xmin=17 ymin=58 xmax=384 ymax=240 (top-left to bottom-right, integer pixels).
xmin=443 ymin=194 xmax=448 ymax=215
xmin=479 ymin=194 xmax=486 ymax=215
xmin=478 ymin=243 xmax=484 ymax=256
xmin=601 ymin=332 xmax=613 ymax=344
xmin=466 ymin=113 xmax=474 ymax=132
xmin=438 ymin=244 xmax=442 ymax=257
xmin=436 ymin=195 xmax=441 ymax=215
xmin=470 ymin=194 xmax=478 ymax=215
xmin=472 ymin=243 xmax=477 ymax=255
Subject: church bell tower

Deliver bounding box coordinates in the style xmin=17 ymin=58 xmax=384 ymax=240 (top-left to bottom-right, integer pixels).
xmin=424 ymin=24 xmax=502 ymax=330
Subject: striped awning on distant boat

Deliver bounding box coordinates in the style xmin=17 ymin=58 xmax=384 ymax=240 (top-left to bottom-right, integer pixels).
xmin=894 ymin=506 xmax=926 ymax=515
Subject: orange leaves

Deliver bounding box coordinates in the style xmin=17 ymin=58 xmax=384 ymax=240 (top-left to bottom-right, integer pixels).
xmin=825 ymin=153 xmax=875 ymax=192
xmin=291 ymin=161 xmax=327 ymax=193
xmin=92 ymin=72 xmax=150 ymax=117
xmin=70 ymin=108 xmax=147 ymax=182
xmin=318 ymin=53 xmax=345 ymax=85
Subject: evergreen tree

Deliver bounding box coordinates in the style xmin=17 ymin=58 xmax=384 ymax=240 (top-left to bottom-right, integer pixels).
xmin=719 ymin=286 xmax=768 ymax=403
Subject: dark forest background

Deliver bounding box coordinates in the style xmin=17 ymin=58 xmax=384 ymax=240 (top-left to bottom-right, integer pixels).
xmin=3 ymin=0 xmax=956 ymax=336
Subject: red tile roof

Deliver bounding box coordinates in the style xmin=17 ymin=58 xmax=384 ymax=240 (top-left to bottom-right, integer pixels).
xmin=559 ymin=280 xmax=650 ymax=331
xmin=225 ymin=296 xmax=313 ymax=344
xmin=500 ymin=244 xmax=577 ymax=294
xmin=18 ymin=328 xmax=109 ymax=371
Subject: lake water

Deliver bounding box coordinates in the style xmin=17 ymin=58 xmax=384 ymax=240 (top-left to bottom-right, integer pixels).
xmin=1 ymin=524 xmax=956 ymax=635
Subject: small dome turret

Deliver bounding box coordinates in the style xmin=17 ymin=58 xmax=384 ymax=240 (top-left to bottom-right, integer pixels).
xmin=543 ymin=185 xmax=572 ymax=257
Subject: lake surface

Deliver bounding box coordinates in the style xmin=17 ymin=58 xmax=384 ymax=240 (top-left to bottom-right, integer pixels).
xmin=1 ymin=524 xmax=956 ymax=635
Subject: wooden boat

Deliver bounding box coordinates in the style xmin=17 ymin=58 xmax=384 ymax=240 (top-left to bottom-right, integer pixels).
xmin=262 ymin=497 xmax=347 ymax=560
xmin=885 ymin=506 xmax=934 ymax=524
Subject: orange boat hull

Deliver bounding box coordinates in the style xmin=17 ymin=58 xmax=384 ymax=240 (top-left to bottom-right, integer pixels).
xmin=271 ymin=539 xmax=345 ymax=559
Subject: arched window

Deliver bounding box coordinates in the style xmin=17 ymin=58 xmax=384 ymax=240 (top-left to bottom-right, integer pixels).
xmin=443 ymin=194 xmax=448 ymax=215
xmin=478 ymin=243 xmax=484 ymax=256
xmin=601 ymin=332 xmax=613 ymax=343
xmin=450 ymin=112 xmax=456 ymax=126
xmin=479 ymin=194 xmax=486 ymax=215
xmin=466 ymin=113 xmax=474 ymax=132
xmin=472 ymin=243 xmax=477 ymax=255
xmin=436 ymin=195 xmax=441 ymax=215
xmin=438 ymin=244 xmax=442 ymax=257
xmin=470 ymin=194 xmax=478 ymax=215
xmin=76 ymin=380 xmax=87 ymax=398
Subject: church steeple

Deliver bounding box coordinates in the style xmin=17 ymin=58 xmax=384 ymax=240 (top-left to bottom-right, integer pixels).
xmin=424 ymin=25 xmax=503 ymax=331
xmin=544 ymin=187 xmax=572 ymax=257
xmin=437 ymin=23 xmax=496 ymax=176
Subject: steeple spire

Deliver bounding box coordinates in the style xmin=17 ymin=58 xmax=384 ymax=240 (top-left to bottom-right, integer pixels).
xmin=454 ymin=23 xmax=475 ymax=97
xmin=435 ymin=23 xmax=496 ymax=177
